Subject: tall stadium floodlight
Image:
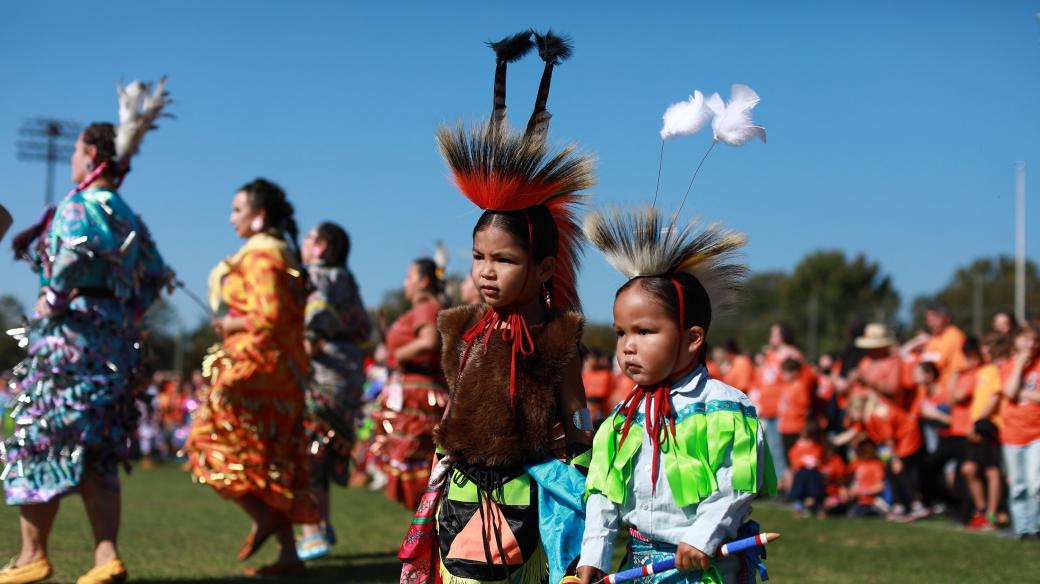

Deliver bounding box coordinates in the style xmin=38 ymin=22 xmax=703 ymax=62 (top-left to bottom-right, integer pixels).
xmin=17 ymin=118 xmax=81 ymax=207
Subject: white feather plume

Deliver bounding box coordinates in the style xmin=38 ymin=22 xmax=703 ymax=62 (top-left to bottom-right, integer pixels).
xmin=584 ymin=205 xmax=748 ymax=315
xmin=434 ymin=240 xmax=450 ymax=271
xmin=660 ymin=90 xmax=713 ymax=140
xmin=115 ymin=77 xmax=171 ymax=164
xmin=706 ymin=84 xmax=766 ymax=146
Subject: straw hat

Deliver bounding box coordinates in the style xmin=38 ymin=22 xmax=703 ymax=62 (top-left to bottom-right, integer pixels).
xmin=855 ymin=323 xmax=896 ymax=349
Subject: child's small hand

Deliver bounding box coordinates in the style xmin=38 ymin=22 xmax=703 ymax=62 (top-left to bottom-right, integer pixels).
xmin=675 ymin=542 xmax=711 ymax=572
xmin=577 ymin=565 xmax=607 ymax=584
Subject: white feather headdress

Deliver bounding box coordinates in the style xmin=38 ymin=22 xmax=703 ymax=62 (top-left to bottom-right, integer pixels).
xmin=115 ymin=78 xmax=171 ymax=165
xmin=584 ymin=206 xmax=748 ymax=316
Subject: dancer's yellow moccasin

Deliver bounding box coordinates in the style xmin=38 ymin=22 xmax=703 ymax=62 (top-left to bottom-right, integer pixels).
xmin=0 ymin=558 xmax=53 ymax=584
xmin=75 ymin=560 xmax=126 ymax=584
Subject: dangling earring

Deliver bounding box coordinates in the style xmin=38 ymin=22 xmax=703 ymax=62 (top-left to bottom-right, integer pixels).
xmin=250 ymin=216 xmax=264 ymax=233
xmin=85 ymin=160 xmax=95 ymax=172
xmin=542 ymin=282 xmax=552 ymax=310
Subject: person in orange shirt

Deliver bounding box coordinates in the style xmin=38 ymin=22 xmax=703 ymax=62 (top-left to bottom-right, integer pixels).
xmin=999 ymin=324 xmax=1040 ymax=539
xmin=922 ymin=339 xmax=979 ymax=513
xmin=848 ymin=324 xmax=903 ymax=405
xmin=714 ymin=340 xmax=755 ymax=394
xmin=847 ymin=440 xmax=886 ymax=518
xmin=920 ymin=303 xmax=967 ymax=399
xmin=963 ymin=332 xmax=1010 ymax=530
xmin=581 ymin=351 xmax=615 ymax=426
xmin=863 ymin=396 xmax=927 ymax=521
xmin=818 ymin=441 xmax=849 ymax=515
xmin=779 ymin=358 xmax=812 ymax=458
xmin=756 ymin=323 xmax=803 ymax=485
xmin=786 ymin=422 xmax=825 ymax=517
xmin=948 ymin=339 xmax=980 ymax=442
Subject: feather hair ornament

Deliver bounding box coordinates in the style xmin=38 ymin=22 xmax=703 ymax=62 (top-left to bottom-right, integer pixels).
xmin=584 ymin=205 xmax=747 ymax=316
xmin=652 ymin=89 xmax=713 ymax=206
xmin=672 ymin=83 xmax=764 ymax=218
xmin=660 ymin=90 xmax=712 ymax=140
xmin=115 ymin=77 xmax=172 ymax=169
xmin=526 ymin=30 xmax=573 ymax=140
xmin=706 ymin=84 xmax=766 ymax=146
xmin=487 ymin=31 xmax=535 ymax=128
xmin=433 ymin=240 xmax=450 ymax=279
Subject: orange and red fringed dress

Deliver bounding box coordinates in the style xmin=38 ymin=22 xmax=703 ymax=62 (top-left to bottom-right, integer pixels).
xmin=186 ymin=233 xmax=317 ymax=522
xmin=371 ymin=297 xmax=448 ymax=510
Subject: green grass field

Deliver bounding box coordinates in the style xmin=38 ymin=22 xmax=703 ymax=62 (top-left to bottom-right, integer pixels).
xmin=0 ymin=465 xmax=1035 ymax=583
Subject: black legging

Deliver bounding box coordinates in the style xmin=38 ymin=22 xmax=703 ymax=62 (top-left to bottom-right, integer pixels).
xmin=922 ymin=435 xmax=966 ymax=507
xmin=889 ymin=449 xmax=925 ymax=509
xmin=788 ymin=468 xmax=826 ymax=511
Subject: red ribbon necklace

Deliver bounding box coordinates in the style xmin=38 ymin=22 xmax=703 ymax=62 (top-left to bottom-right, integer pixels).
xmin=456 ymin=210 xmax=539 ymax=406
xmin=614 ymin=277 xmax=692 ymax=493
xmin=456 ymin=307 xmax=535 ymax=406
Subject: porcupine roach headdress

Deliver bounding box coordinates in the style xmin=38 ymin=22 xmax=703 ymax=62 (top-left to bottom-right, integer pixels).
xmin=441 ymin=30 xmax=593 ymax=404
xmin=584 ymin=205 xmax=747 ymax=317
xmin=584 ymin=205 xmax=748 ymax=491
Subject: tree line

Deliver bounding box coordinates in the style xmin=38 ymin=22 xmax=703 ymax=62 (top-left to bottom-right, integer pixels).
xmin=1 ymin=252 xmax=1035 ymax=374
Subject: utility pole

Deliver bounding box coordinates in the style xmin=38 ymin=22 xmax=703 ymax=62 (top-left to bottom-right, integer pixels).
xmin=16 ymin=118 xmax=81 ymax=207
xmin=1015 ymin=162 xmax=1026 ymax=323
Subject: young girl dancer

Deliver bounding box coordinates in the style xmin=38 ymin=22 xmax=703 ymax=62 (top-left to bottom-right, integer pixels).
xmin=399 ymin=30 xmax=594 ymax=584
xmin=578 ymin=207 xmax=776 ymax=584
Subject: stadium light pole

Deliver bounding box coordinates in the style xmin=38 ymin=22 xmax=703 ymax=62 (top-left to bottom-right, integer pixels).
xmin=16 ymin=118 xmax=81 ymax=207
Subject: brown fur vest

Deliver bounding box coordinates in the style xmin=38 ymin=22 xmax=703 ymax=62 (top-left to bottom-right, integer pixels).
xmin=434 ymin=304 xmax=584 ymax=468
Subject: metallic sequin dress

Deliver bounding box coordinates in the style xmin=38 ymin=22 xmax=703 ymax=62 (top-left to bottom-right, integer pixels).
xmin=3 ymin=188 xmax=171 ymax=505
xmin=185 ymin=234 xmax=317 ymax=522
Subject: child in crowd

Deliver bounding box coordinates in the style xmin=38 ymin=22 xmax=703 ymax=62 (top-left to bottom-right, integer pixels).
xmin=819 ymin=441 xmax=849 ymax=515
xmin=999 ymin=324 xmax=1040 ymax=539
xmin=836 ymin=388 xmax=927 ymax=521
xmin=579 ymin=208 xmax=775 ymax=584
xmin=867 ymin=393 xmax=928 ymax=522
xmin=923 ymin=339 xmax=979 ymax=514
xmin=916 ymin=361 xmax=950 ymax=452
xmin=962 ymin=333 xmax=1010 ymax=530
xmin=786 ymin=422 xmax=825 ymax=518
xmin=847 ymin=440 xmax=886 ymax=518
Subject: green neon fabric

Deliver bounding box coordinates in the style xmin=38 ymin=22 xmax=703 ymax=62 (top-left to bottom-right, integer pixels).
xmin=586 ymin=400 xmax=778 ymax=507
xmin=445 ymin=470 xmax=531 ymax=505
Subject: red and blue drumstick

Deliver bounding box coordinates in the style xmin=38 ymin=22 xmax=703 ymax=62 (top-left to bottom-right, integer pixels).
xmin=597 ymin=532 xmax=780 ymax=584
xmin=718 ymin=531 xmax=779 ymax=557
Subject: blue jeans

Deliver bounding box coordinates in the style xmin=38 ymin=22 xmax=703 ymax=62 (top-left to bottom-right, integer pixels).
xmin=1003 ymin=439 xmax=1040 ymax=536
xmin=760 ymin=417 xmax=787 ymax=480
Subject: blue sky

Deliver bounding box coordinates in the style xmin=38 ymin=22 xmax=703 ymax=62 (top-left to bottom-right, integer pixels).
xmin=2 ymin=1 xmax=1038 ymax=327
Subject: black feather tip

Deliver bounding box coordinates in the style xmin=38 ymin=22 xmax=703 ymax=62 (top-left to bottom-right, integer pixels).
xmin=486 ymin=31 xmax=535 ymax=64
xmin=534 ymin=30 xmax=573 ymax=65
